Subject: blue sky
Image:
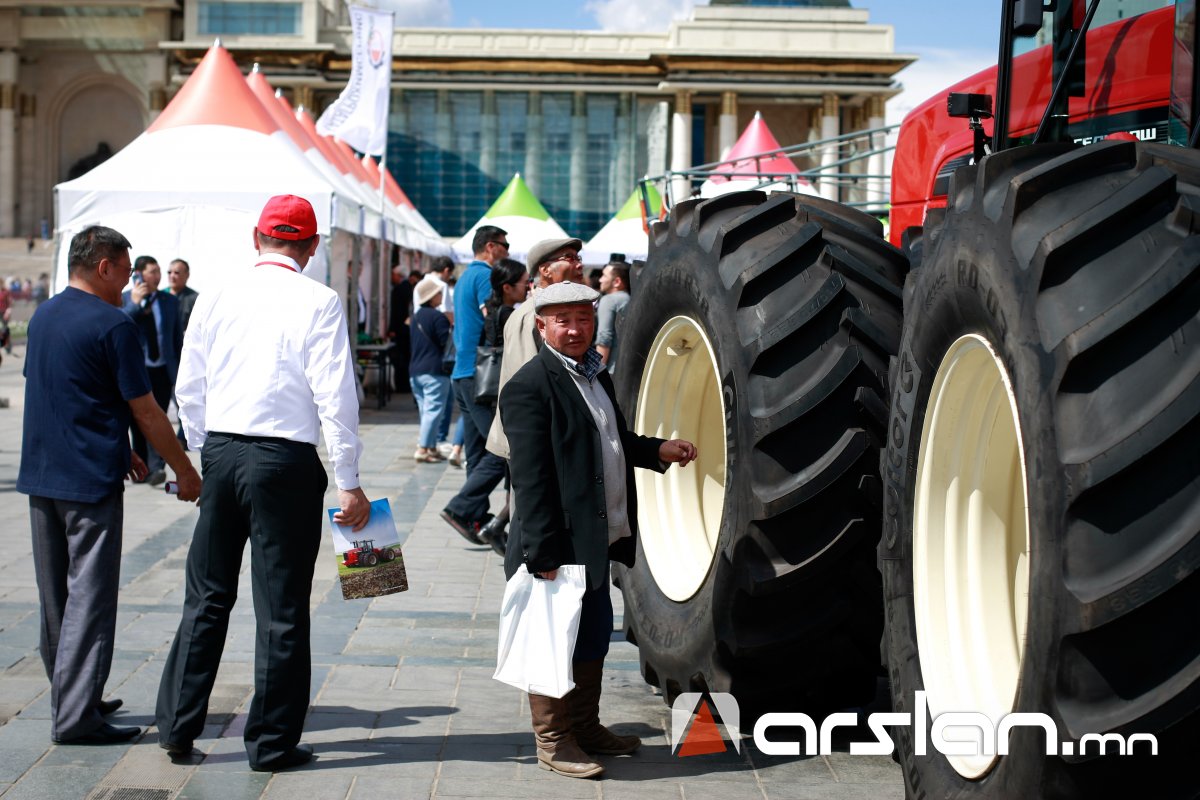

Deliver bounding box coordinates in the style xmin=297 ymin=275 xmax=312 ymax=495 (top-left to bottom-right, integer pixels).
xmin=382 ymin=0 xmax=1002 ymax=123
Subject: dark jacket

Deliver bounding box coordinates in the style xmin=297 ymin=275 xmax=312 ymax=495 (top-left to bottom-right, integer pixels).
xmin=120 ymin=289 xmax=183 ymax=384
xmin=501 ymin=345 xmax=665 ymax=591
xmin=409 ymin=305 xmax=450 ymax=376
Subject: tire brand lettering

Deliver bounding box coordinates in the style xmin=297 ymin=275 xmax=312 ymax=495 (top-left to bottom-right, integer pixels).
xmin=882 ymin=350 xmax=919 ymax=553
xmin=722 ymin=371 xmax=737 ymax=470
xmin=956 ymin=258 xmax=1008 ymax=338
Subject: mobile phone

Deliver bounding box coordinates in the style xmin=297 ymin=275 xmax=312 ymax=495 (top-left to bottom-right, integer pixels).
xmin=132 ymin=271 xmax=143 ymax=285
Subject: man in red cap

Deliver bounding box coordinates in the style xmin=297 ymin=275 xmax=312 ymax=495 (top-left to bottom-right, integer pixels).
xmin=156 ymin=194 xmax=371 ymax=772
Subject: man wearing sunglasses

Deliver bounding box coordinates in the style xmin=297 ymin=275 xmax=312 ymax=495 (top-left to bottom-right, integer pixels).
xmin=441 ymin=226 xmax=510 ymax=541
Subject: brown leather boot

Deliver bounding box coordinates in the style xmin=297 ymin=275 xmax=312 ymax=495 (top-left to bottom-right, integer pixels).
xmin=528 ymin=693 xmax=604 ymax=778
xmin=567 ymin=659 xmax=641 ymax=755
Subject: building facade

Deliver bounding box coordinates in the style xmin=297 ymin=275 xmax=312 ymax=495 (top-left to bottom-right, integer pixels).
xmin=1 ymin=0 xmax=912 ymax=240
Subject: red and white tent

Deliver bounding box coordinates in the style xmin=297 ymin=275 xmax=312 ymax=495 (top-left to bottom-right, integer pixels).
xmin=53 ymin=43 xmax=354 ymax=292
xmin=700 ymin=112 xmax=818 ymax=198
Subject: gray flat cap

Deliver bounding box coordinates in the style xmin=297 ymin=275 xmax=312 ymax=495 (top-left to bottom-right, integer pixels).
xmin=527 ymin=237 xmax=583 ymax=269
xmin=534 ymin=280 xmax=600 ymax=312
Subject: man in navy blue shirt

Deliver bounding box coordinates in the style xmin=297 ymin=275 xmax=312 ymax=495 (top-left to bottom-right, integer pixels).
xmin=18 ymin=226 xmax=201 ymax=745
xmin=441 ymin=225 xmax=510 ymax=541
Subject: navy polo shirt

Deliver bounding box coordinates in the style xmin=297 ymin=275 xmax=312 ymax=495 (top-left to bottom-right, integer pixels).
xmin=18 ymin=287 xmax=152 ymax=503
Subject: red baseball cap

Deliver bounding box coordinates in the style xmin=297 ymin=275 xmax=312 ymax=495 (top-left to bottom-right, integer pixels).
xmin=257 ymin=194 xmax=317 ymax=240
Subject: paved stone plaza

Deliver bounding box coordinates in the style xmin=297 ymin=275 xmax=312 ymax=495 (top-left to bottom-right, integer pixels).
xmin=0 ymin=349 xmax=903 ymax=799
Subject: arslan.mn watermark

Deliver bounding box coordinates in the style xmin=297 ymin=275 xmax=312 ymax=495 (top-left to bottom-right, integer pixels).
xmin=672 ymin=691 xmax=1158 ymax=758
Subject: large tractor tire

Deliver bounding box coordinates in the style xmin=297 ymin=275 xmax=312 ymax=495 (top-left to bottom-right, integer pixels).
xmin=613 ymin=190 xmax=907 ymax=715
xmin=880 ymin=140 xmax=1200 ymax=798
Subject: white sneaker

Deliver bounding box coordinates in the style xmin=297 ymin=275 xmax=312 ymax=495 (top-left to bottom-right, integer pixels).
xmin=437 ymin=443 xmax=454 ymax=458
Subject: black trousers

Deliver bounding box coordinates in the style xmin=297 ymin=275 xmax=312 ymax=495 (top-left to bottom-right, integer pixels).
xmin=155 ymin=433 xmax=327 ymax=768
xmin=130 ymin=365 xmax=172 ymax=472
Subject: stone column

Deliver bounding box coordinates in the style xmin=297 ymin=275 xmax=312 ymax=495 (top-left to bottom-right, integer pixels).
xmin=524 ymin=92 xmax=542 ymax=194
xmin=480 ymin=90 xmax=497 ymax=182
xmin=146 ymin=53 xmax=167 ymax=125
xmin=613 ymin=93 xmax=632 ymax=209
xmin=819 ymin=93 xmax=840 ymax=201
xmin=569 ymin=92 xmax=587 ymax=225
xmin=866 ymin=95 xmax=887 ymax=210
xmin=718 ymin=91 xmax=738 ymax=161
xmin=0 ymin=51 xmax=17 ymax=237
xmin=435 ymin=89 xmax=451 ymax=151
xmin=18 ymin=93 xmax=35 ymax=236
xmin=670 ymin=90 xmax=692 ymax=204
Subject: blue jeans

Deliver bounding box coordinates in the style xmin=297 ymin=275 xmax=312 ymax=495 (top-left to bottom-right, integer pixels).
xmin=410 ymin=373 xmax=451 ymax=449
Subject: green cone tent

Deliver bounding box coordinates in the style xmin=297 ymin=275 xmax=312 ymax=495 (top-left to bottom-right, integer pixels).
xmin=452 ymin=174 xmax=568 ymax=263
xmin=580 ymin=184 xmax=663 ymax=267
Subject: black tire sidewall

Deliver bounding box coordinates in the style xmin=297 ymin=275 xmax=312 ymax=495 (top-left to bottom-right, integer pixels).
xmin=881 ymin=214 xmax=1067 ymax=797
xmin=614 ymin=235 xmax=748 ymax=695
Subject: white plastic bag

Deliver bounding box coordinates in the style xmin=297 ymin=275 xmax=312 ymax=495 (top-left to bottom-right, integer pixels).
xmin=493 ymin=564 xmax=587 ymax=698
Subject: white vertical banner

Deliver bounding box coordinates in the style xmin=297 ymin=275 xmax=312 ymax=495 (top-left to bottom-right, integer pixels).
xmin=316 ymin=5 xmax=394 ymax=156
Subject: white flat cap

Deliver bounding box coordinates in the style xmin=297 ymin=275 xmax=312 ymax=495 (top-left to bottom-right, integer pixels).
xmin=533 ymin=280 xmax=600 ymax=312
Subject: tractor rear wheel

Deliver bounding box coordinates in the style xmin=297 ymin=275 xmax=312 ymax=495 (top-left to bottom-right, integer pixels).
xmin=380 ymin=548 xmax=395 ymax=562
xmin=613 ymin=190 xmax=906 ymax=715
xmin=881 ymin=141 xmax=1200 ymax=797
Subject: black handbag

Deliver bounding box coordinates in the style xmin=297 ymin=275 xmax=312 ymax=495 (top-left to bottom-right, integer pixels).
xmin=440 ymin=334 xmax=457 ymax=377
xmin=474 ymin=345 xmax=502 ymax=405
xmin=474 ymin=307 xmax=504 ymax=405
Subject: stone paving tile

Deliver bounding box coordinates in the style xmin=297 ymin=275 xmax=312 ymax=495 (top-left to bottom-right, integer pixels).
xmin=0 ymin=365 xmax=902 ymax=798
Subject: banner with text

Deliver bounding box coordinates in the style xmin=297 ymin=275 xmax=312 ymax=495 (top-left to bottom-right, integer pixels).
xmin=316 ymin=5 xmax=394 ymax=156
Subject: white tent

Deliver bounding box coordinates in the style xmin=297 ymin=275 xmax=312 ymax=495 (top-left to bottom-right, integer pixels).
xmin=580 ymin=184 xmax=663 ymax=267
xmin=452 ymin=174 xmax=569 ymax=264
xmin=54 ymin=44 xmax=358 ymax=293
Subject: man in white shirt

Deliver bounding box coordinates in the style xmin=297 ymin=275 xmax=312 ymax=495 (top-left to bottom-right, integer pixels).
xmin=156 ymin=195 xmax=370 ymax=772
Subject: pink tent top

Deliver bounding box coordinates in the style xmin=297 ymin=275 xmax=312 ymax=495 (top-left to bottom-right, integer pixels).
xmin=710 ymin=112 xmax=806 ymax=184
xmin=290 ymin=101 xmax=355 ymax=178
xmin=361 ymin=155 xmax=414 ymax=209
xmin=148 ymin=44 xmax=277 ymax=135
xmin=384 ymin=169 xmax=415 ymax=209
xmin=333 ymin=138 xmax=376 ymax=187
xmin=294 ymin=107 xmax=363 ymax=181
xmin=246 ymin=70 xmax=322 ymax=155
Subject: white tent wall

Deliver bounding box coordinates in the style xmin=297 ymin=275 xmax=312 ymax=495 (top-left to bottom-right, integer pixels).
xmin=55 ymin=204 xmax=333 ymax=297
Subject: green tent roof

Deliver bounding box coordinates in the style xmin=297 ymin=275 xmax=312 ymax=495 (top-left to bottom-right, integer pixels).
xmin=485 ymin=174 xmax=551 ymax=220
xmin=613 ymin=184 xmax=663 ymax=222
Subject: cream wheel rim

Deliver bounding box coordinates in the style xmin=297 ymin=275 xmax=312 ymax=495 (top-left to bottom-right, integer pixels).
xmin=635 ymin=315 xmax=727 ymax=602
xmin=913 ymin=333 xmax=1031 ymax=779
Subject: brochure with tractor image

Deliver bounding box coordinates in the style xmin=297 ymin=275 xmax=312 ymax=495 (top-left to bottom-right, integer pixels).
xmin=327 ymin=498 xmax=409 ymax=600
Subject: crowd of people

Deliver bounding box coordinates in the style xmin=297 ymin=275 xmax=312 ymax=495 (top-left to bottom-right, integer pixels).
xmin=17 ymin=196 xmax=692 ymax=782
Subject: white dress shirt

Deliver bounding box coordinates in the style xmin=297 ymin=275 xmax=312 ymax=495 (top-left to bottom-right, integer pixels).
xmin=176 ymin=253 xmax=364 ymax=490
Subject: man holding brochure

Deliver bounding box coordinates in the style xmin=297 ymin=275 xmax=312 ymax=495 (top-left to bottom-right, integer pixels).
xmin=156 ymin=195 xmax=370 ymax=772
xmin=499 ymin=280 xmax=696 ymax=779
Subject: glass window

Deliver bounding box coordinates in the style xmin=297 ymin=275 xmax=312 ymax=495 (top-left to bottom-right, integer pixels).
xmin=198 ymin=2 xmax=301 ymax=35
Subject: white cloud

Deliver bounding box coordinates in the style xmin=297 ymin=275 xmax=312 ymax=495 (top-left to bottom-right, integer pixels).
xmin=887 ymin=46 xmax=995 ymax=127
xmin=586 ymin=0 xmax=709 ymax=32
xmin=375 ymin=0 xmax=452 ymax=27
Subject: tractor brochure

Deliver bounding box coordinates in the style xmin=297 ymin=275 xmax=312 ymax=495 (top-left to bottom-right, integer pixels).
xmin=327 ymin=498 xmax=409 ymax=600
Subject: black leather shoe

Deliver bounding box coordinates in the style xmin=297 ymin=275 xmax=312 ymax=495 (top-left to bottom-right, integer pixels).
xmin=54 ymin=723 xmax=142 ymax=745
xmin=441 ymin=508 xmax=485 ymax=545
xmin=159 ymin=740 xmax=195 ymax=757
xmin=478 ymin=516 xmax=507 ymax=554
xmin=251 ymin=743 xmax=314 ymax=772
xmin=146 ymin=470 xmax=166 ymax=487
xmin=97 ymin=698 xmax=123 ymax=716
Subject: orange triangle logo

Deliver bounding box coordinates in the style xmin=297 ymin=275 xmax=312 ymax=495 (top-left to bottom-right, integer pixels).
xmin=677 ymin=699 xmax=728 ymax=756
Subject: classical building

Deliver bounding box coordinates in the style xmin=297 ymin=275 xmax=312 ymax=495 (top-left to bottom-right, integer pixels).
xmin=1 ymin=0 xmax=912 ymax=240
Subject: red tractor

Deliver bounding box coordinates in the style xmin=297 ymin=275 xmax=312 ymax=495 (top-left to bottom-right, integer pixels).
xmin=342 ymin=539 xmax=397 ymax=568
xmin=620 ymin=1 xmax=1198 ymax=797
